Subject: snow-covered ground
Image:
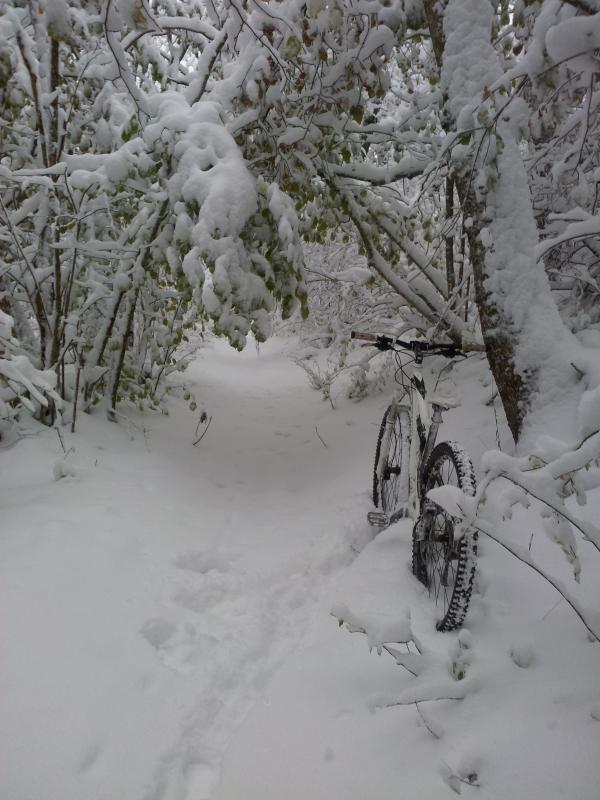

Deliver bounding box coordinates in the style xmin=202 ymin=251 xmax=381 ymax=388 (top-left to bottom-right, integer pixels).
xmin=2 ymin=338 xmax=599 ymax=800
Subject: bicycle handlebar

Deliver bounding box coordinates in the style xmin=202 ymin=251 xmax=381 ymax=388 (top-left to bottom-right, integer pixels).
xmin=351 ymin=331 xmax=463 ymax=359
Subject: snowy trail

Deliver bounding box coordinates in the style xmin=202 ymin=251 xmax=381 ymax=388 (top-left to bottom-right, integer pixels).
xmin=1 ymin=338 xmax=373 ymax=800
xmin=3 ymin=338 xmax=600 ymax=800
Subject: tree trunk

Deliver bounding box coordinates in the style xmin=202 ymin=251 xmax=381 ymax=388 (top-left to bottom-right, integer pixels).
xmin=461 ymin=205 xmax=528 ymax=441
xmin=445 ymin=176 xmax=456 ymax=299
xmin=108 ymin=288 xmax=139 ymax=419
xmin=424 ymin=0 xmax=529 ymax=441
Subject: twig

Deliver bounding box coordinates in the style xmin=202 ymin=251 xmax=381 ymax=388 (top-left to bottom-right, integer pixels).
xmin=382 ymin=692 xmax=467 ymax=709
xmin=570 ymin=362 xmax=585 ymax=380
xmin=484 ymin=391 xmax=498 ymax=407
xmin=71 ymin=348 xmax=83 ymax=434
xmin=55 ymin=426 xmax=67 ymax=455
xmin=496 ymin=471 xmax=600 ymax=555
xmin=462 ymin=509 xmax=600 ymax=642
xmin=193 ymin=414 xmax=212 ymax=446
xmin=315 ymin=425 xmax=328 ymax=448
xmin=415 ymin=702 xmax=442 ymax=739
xmin=106 ymin=407 xmax=148 ymax=440
xmin=541 ymin=597 xmax=564 ymax=622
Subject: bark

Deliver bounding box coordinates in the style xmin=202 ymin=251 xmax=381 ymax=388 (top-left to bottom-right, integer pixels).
xmin=461 ymin=203 xmax=528 ymax=441
xmin=108 ymin=288 xmax=139 ymax=418
xmin=49 ymin=38 xmax=63 ymax=379
xmin=50 ymin=223 xmax=62 ymax=370
xmin=106 ymin=200 xmax=172 ymax=415
xmin=34 ymin=289 xmax=48 ymax=367
xmin=82 ymin=289 xmax=125 ymax=405
xmin=445 ymin=176 xmax=455 ymax=298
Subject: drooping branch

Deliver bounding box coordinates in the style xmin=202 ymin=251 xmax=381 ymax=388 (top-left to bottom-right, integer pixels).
xmin=330 ymin=157 xmax=431 ymax=185
xmin=468 ymin=511 xmax=600 ymax=643
xmin=342 ymin=190 xmax=476 ymax=345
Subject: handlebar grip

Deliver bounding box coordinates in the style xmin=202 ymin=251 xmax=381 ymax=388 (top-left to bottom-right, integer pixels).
xmin=437 ymin=344 xmax=464 ymax=357
xmin=351 ymin=331 xmax=379 ymax=342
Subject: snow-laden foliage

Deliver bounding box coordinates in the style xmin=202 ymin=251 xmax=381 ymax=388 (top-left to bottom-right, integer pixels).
xmin=1 ymin=0 xmax=462 ymax=428
xmin=0 ymin=309 xmax=60 ymax=431
xmin=284 ymin=241 xmax=408 ymax=401
xmin=269 ymin=0 xmax=599 ymax=443
xmin=0 ymin=0 xmax=308 ymax=426
xmin=521 ymin=3 xmax=600 ymax=334
xmin=333 ymin=604 xmax=479 ymax=705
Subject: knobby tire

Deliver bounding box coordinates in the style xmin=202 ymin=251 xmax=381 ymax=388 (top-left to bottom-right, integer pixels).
xmin=412 ymin=441 xmax=478 ymax=632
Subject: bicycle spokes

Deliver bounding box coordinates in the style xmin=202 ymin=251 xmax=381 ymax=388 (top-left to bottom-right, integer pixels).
xmin=412 ymin=441 xmax=478 ymax=632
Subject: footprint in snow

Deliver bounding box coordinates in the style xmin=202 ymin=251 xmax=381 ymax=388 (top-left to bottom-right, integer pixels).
xmin=184 ymin=760 xmax=218 ymax=800
xmin=140 ymin=618 xmax=219 ymax=673
xmin=161 ymin=631 xmax=220 ymax=673
xmin=170 ymin=549 xmax=241 ymax=613
xmin=173 ymin=549 xmax=237 ymax=574
xmin=78 ymin=739 xmax=104 ymax=773
xmin=171 ymin=576 xmax=235 ymax=613
xmin=140 ymin=618 xmax=177 ymax=649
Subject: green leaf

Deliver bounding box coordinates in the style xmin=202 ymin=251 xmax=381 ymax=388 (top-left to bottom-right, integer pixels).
xmin=282 ymin=35 xmax=302 ymax=60
xmin=350 ymin=105 xmax=363 ymax=124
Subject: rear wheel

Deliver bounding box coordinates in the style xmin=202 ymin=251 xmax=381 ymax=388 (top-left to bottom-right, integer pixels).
xmin=412 ymin=441 xmax=477 ymax=631
xmin=372 ymin=404 xmax=411 ymax=514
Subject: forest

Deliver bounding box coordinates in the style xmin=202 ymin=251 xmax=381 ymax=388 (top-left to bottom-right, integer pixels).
xmin=1 ymin=1 xmax=600 ymax=798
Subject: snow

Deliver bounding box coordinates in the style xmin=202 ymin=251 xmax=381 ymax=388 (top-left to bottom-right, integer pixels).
xmin=441 ymin=0 xmax=499 ymax=132
xmin=44 ymin=0 xmax=70 ymax=37
xmin=579 ymin=386 xmax=600 ymax=437
xmin=2 ymin=338 xmax=600 ymax=800
xmin=546 ymin=8 xmax=600 ymax=74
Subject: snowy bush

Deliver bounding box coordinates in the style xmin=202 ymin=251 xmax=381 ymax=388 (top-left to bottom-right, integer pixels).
xmin=0 ymin=311 xmax=60 ymax=432
xmin=0 ymin=0 xmax=308 ymax=427
xmin=285 ymin=241 xmax=409 ymax=400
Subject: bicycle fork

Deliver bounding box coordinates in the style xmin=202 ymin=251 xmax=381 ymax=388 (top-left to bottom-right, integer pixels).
xmin=368 ymin=401 xmax=413 ymax=529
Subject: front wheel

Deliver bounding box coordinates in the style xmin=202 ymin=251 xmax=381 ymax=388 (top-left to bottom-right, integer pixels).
xmin=372 ymin=404 xmax=411 ymax=514
xmin=412 ymin=441 xmax=478 ymax=632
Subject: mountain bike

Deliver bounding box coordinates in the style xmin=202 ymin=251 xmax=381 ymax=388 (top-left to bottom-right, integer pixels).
xmin=352 ymin=331 xmax=477 ymax=632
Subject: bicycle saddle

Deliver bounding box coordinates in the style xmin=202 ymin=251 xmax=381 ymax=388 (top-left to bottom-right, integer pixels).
xmin=429 ymin=394 xmax=460 ymax=409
